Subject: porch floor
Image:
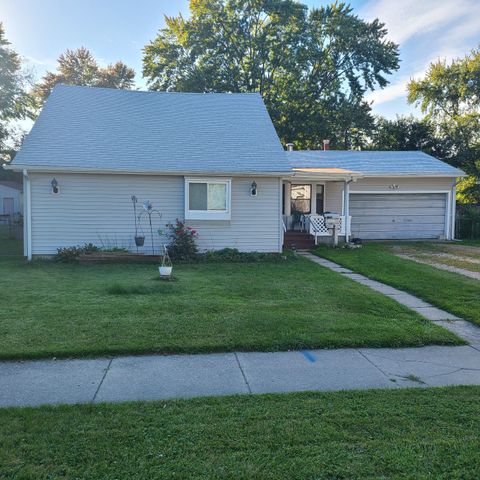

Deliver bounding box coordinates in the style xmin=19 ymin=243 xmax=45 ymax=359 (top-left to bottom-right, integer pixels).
xmin=283 ymin=231 xmax=315 ymax=249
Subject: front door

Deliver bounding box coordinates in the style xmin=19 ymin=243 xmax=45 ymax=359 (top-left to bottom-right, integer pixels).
xmin=3 ymin=198 xmax=14 ymax=216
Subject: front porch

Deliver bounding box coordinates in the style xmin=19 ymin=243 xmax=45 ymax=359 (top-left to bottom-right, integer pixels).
xmin=282 ymin=173 xmax=357 ymax=247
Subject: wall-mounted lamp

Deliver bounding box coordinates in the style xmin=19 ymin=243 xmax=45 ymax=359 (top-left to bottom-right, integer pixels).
xmin=51 ymin=177 xmax=60 ymax=194
xmin=250 ymin=181 xmax=258 ymax=197
xmin=388 ymin=184 xmax=399 ymax=190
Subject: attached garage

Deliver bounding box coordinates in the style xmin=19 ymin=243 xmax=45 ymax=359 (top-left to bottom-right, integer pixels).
xmin=349 ymin=193 xmax=448 ymax=240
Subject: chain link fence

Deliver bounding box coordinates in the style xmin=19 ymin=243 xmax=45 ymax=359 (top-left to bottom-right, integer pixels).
xmin=455 ymin=205 xmax=480 ymax=240
xmin=0 ymin=214 xmax=23 ymax=256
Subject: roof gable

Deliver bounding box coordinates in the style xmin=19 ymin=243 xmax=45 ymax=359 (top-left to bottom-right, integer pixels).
xmin=12 ymin=85 xmax=290 ymax=175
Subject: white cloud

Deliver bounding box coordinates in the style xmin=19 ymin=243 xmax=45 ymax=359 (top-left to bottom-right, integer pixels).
xmin=361 ymin=0 xmax=480 ymax=109
xmin=361 ymin=0 xmax=478 ymax=44
xmin=365 ymin=69 xmax=426 ymax=106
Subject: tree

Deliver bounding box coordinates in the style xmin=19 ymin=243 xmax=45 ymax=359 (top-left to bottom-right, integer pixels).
xmin=408 ymin=49 xmax=480 ymax=202
xmin=33 ymin=47 xmax=136 ymax=103
xmin=143 ymin=0 xmax=399 ymax=148
xmin=368 ymin=116 xmax=442 ymax=153
xmin=0 ymin=23 xmax=33 ymax=170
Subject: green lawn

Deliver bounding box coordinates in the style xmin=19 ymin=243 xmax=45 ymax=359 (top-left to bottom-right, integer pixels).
xmin=313 ymin=242 xmax=480 ymax=325
xmin=1 ymin=386 xmax=480 ymax=479
xmin=0 ymin=256 xmax=459 ymax=360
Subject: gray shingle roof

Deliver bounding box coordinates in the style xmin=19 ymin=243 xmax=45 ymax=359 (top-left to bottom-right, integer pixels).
xmin=287 ymin=150 xmax=465 ymax=177
xmin=12 ymin=84 xmax=290 ymax=174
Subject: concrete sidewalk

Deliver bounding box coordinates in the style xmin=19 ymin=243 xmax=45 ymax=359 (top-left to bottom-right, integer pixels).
xmin=2 ymin=344 xmax=480 ymax=408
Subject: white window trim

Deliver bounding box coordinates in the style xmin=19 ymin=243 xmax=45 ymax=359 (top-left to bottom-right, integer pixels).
xmin=185 ymin=177 xmax=232 ymax=220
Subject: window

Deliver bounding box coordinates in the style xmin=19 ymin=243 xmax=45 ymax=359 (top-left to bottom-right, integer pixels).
xmin=185 ymin=178 xmax=231 ymax=220
xmin=316 ymin=184 xmax=325 ymax=214
xmin=290 ymin=184 xmax=311 ymax=214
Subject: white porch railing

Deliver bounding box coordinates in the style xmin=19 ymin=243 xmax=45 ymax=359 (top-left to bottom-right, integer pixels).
xmin=305 ymin=214 xmax=351 ymax=240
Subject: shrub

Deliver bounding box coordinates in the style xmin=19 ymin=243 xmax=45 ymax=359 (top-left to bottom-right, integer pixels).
xmin=55 ymin=246 xmax=84 ymax=263
xmin=83 ymin=243 xmax=100 ymax=254
xmin=55 ymin=243 xmax=100 ymax=263
xmin=164 ymin=220 xmax=198 ymax=261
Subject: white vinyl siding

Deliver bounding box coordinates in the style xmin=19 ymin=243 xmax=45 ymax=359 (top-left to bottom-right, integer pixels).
xmin=324 ymin=182 xmax=344 ymax=212
xmin=350 ymin=177 xmax=454 ymax=193
xmin=28 ymin=173 xmax=281 ymax=255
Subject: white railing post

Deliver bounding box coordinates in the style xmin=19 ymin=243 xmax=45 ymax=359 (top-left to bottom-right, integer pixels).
xmin=343 ymin=181 xmax=351 ymax=242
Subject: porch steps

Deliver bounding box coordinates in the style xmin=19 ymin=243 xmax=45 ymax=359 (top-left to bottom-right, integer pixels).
xmin=283 ymin=232 xmax=315 ymax=250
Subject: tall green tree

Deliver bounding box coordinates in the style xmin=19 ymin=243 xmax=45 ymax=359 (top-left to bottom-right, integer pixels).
xmin=34 ymin=47 xmax=136 ymax=104
xmin=0 ymin=23 xmax=33 ymax=170
xmin=408 ymin=49 xmax=480 ymax=202
xmin=368 ymin=116 xmax=443 ymax=154
xmin=143 ymin=0 xmax=399 ymax=149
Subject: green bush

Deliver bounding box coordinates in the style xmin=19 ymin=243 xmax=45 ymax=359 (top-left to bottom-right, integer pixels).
xmin=55 ymin=243 xmax=100 ymax=263
xmin=164 ymin=220 xmax=198 ymax=261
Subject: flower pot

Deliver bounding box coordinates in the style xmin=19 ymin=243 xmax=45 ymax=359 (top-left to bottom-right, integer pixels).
xmin=135 ymin=236 xmax=145 ymax=247
xmin=159 ymin=266 xmax=172 ymax=277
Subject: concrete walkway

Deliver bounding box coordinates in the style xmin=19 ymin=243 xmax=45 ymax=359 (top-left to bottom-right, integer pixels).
xmin=300 ymin=252 xmax=480 ymax=344
xmin=2 ymin=344 xmax=480 ymax=408
xmin=2 ymin=253 xmax=480 ymax=409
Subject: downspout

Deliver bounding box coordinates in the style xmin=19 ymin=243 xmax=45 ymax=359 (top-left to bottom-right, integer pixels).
xmin=278 ymin=177 xmax=283 ymax=253
xmin=23 ymin=169 xmax=32 ymax=261
xmin=450 ymin=179 xmax=461 ymax=240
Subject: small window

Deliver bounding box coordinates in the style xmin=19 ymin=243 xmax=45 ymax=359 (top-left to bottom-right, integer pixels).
xmin=185 ymin=178 xmax=231 ymax=220
xmin=316 ymin=184 xmax=325 ymax=214
xmin=291 ymin=184 xmax=311 ymax=214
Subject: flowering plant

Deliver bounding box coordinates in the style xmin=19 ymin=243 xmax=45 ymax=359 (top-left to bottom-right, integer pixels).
xmin=162 ymin=219 xmax=198 ymax=260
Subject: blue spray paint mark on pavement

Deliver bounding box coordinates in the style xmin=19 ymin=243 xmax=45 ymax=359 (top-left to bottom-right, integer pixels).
xmin=301 ymin=350 xmax=316 ymax=363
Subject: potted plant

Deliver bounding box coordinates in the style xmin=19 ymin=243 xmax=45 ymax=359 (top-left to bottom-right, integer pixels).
xmin=159 ymin=246 xmax=173 ymax=277
xmin=131 ymin=195 xmax=145 ymax=250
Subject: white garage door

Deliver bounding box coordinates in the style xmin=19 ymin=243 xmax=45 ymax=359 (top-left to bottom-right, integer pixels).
xmin=350 ymin=193 xmax=448 ymax=240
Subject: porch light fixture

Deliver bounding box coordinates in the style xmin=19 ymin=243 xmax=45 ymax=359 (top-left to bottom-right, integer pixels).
xmin=250 ymin=181 xmax=258 ymax=197
xmin=51 ymin=177 xmax=60 ymax=194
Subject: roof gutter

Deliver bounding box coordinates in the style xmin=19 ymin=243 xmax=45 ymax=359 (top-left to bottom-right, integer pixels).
xmin=5 ymin=164 xmax=293 ymax=178
xmin=357 ymin=172 xmax=467 ymax=178
xmin=6 ymin=164 xmax=466 ymax=179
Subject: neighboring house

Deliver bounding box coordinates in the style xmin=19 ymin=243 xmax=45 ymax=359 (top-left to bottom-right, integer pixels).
xmin=7 ymin=85 xmax=464 ymax=259
xmin=0 ymin=181 xmax=23 ymax=222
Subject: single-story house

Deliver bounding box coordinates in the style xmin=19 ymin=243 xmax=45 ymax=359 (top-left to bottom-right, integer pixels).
xmin=0 ymin=181 xmax=23 ymax=222
xmin=6 ymin=84 xmax=465 ymax=259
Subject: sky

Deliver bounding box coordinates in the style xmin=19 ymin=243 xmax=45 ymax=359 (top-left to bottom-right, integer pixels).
xmin=1 ymin=0 xmax=479 ymax=122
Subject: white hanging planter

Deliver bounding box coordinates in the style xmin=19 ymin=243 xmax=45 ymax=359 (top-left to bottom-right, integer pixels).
xmin=159 ymin=266 xmax=172 ymax=277
xmin=159 ymin=246 xmax=173 ymax=278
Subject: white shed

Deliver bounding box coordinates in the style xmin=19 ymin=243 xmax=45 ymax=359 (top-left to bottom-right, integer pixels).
xmin=0 ymin=181 xmax=23 ymax=219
